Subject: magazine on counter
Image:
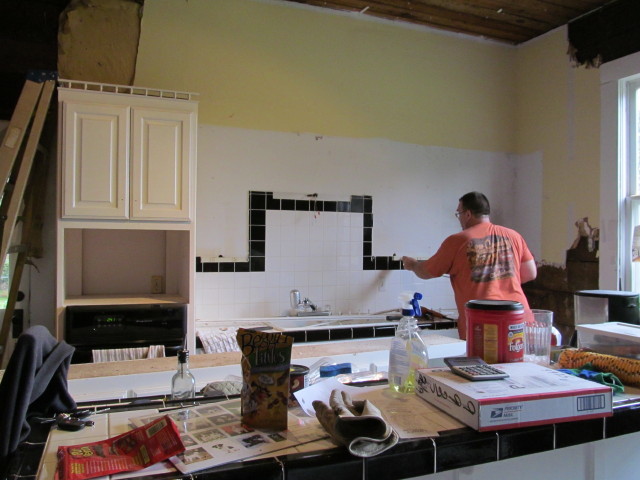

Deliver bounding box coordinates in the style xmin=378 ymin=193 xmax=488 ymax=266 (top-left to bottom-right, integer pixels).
xmin=129 ymin=398 xmax=328 ymax=474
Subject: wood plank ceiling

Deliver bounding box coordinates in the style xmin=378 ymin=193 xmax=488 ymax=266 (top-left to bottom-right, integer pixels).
xmin=281 ymin=0 xmax=612 ymax=44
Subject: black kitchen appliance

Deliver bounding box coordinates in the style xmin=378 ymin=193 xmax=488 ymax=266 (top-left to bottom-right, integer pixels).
xmin=574 ymin=290 xmax=640 ymax=325
xmin=65 ymin=304 xmax=187 ymax=363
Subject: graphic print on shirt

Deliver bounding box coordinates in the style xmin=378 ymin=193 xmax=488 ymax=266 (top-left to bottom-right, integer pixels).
xmin=466 ymin=234 xmax=516 ymax=283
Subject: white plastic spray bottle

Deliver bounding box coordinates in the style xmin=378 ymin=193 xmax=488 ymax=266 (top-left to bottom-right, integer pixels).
xmin=388 ymin=291 xmax=429 ymax=393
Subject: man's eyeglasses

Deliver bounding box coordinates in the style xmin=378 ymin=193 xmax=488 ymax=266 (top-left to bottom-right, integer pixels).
xmin=455 ymin=211 xmax=463 ymax=218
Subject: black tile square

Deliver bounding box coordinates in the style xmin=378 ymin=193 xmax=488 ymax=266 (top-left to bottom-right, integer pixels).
xmin=306 ymin=329 xmax=330 ymax=342
xmin=350 ymin=196 xmax=364 ymax=213
xmin=250 ymin=257 xmax=265 ymax=272
xmin=364 ymin=212 xmax=373 ymax=227
xmin=337 ymin=201 xmax=350 ymax=212
xmin=556 ymin=418 xmax=604 ymax=448
xmin=389 ymin=258 xmax=402 ymax=270
xmin=375 ymin=256 xmax=389 ymax=270
xmin=235 ymin=261 xmax=250 ymax=272
xmin=203 ymin=262 xmax=219 ymax=273
xmin=250 ymin=240 xmax=265 ymax=256
xmin=281 ymin=199 xmax=295 ymax=210
xmin=196 ymin=257 xmax=203 ymax=272
xmin=311 ymin=200 xmax=324 ymax=212
xmin=364 ymin=196 xmax=372 ymax=213
xmin=219 ymin=262 xmax=235 ymax=272
xmin=365 ymin=438 xmax=435 ymax=479
xmin=363 ymin=227 xmax=372 ymax=242
xmin=498 ymin=424 xmax=554 ymax=459
xmin=282 ymin=449 xmax=362 ymax=480
xmin=296 ymin=199 xmax=310 ymax=211
xmin=374 ymin=326 xmax=396 ymax=337
xmin=324 ymin=201 xmax=337 ymax=212
xmin=352 ymin=327 xmax=375 ymax=339
xmin=8 ymin=421 xmax=52 ymax=479
xmin=249 ymin=191 xmax=267 ymax=209
xmin=435 ymin=430 xmax=496 ymax=471
xmin=288 ymin=331 xmax=307 ymax=343
xmin=330 ymin=328 xmax=352 ymax=340
xmin=204 ymin=456 xmax=283 ymax=479
xmin=606 ymin=408 xmax=640 ymax=438
xmin=250 ymin=225 xmax=265 ymax=241
xmin=363 ymin=242 xmax=372 ymax=256
xmin=267 ymin=195 xmax=281 ymax=210
xmin=250 ymin=209 xmax=266 ymax=226
xmin=363 ymin=257 xmax=375 ymax=270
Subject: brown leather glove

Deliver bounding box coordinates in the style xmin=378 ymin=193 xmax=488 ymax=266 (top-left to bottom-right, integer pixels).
xmin=312 ymin=389 xmax=398 ymax=457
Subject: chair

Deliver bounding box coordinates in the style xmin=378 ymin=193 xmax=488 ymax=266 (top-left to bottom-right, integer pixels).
xmin=0 ymin=325 xmax=76 ymax=471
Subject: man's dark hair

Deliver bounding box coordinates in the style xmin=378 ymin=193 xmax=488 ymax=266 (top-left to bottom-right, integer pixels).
xmin=459 ymin=192 xmax=490 ymax=217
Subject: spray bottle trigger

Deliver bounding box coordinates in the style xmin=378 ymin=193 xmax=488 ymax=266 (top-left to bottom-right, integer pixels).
xmin=410 ymin=292 xmax=423 ymax=316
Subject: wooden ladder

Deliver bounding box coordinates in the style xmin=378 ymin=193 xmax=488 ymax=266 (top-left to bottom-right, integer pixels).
xmin=0 ymin=71 xmax=56 ymax=366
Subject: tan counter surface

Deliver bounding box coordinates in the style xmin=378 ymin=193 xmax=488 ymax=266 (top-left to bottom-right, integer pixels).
xmin=67 ymin=338 xmax=396 ymax=380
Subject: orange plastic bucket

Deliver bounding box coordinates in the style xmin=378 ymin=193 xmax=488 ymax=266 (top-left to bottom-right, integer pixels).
xmin=465 ymin=300 xmax=525 ymax=364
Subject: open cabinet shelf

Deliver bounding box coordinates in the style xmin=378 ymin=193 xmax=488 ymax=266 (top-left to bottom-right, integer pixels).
xmin=56 ymin=226 xmax=194 ymax=342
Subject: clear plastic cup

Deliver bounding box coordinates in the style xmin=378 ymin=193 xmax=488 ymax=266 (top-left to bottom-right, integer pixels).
xmin=524 ymin=309 xmax=553 ymax=366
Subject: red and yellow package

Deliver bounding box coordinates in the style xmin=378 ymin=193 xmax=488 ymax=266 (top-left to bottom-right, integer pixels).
xmin=56 ymin=415 xmax=184 ymax=480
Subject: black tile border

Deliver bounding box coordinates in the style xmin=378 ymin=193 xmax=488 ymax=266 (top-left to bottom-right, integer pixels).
xmin=266 ymin=322 xmax=461 ymax=347
xmin=196 ymin=191 xmax=400 ymax=273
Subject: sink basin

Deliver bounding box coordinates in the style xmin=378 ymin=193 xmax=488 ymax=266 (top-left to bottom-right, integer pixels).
xmin=267 ymin=314 xmax=391 ymax=330
xmin=293 ymin=310 xmax=332 ymax=317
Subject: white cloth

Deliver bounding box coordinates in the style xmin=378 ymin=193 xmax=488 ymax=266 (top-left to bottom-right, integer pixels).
xmin=91 ymin=345 xmax=165 ymax=363
xmin=196 ymin=328 xmax=240 ymax=353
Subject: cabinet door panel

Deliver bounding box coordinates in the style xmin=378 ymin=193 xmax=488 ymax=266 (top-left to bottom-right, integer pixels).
xmin=62 ymin=103 xmax=128 ymax=218
xmin=131 ymin=108 xmax=192 ymax=220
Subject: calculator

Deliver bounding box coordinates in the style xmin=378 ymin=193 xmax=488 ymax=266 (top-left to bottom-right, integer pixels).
xmin=443 ymin=357 xmax=509 ymax=381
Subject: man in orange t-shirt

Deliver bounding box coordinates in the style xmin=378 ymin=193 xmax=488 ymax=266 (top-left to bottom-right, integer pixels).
xmin=402 ymin=192 xmax=537 ymax=340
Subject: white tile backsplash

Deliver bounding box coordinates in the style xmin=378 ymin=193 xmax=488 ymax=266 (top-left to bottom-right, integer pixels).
xmin=195 ymin=209 xmax=456 ymax=321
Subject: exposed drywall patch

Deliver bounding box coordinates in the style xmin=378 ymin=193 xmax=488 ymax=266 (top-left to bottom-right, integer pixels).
xmin=58 ymin=0 xmax=143 ymax=84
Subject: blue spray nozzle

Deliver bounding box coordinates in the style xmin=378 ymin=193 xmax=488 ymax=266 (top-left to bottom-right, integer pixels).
xmin=400 ymin=291 xmax=423 ymax=316
xmin=410 ymin=292 xmax=422 ymax=316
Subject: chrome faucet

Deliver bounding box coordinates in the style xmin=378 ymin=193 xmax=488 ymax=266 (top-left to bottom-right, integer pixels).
xmin=290 ymin=289 xmax=317 ymax=315
xmin=301 ymin=298 xmax=317 ymax=311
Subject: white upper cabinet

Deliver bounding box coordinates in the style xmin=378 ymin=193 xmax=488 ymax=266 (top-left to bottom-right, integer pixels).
xmin=131 ymin=107 xmax=192 ymax=219
xmin=61 ymin=101 xmax=129 ymax=218
xmin=59 ymin=86 xmax=197 ymax=221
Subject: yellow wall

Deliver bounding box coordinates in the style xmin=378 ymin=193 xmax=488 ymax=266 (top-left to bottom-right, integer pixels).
xmin=134 ymin=0 xmax=602 ymax=264
xmin=514 ymin=31 xmax=601 ymax=262
xmin=135 ymin=0 xmax=516 ymax=153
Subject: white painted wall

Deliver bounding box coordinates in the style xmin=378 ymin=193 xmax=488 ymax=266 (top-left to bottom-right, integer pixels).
xmin=194 ymin=125 xmax=542 ymax=321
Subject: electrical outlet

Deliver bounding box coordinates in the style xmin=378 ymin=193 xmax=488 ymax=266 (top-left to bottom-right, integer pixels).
xmin=151 ymin=275 xmax=163 ymax=294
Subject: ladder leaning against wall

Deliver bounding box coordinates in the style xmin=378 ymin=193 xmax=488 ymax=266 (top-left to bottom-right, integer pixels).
xmin=0 ymin=71 xmax=56 ymax=367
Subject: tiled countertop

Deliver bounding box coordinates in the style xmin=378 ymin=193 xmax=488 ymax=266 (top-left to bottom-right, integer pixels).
xmin=10 ymin=336 xmax=640 ymax=480
xmin=12 ymin=382 xmax=640 ymax=480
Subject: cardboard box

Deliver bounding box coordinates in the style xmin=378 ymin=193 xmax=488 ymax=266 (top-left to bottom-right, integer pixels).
xmin=415 ymin=362 xmax=613 ymax=431
xmin=577 ymin=322 xmax=640 ymax=359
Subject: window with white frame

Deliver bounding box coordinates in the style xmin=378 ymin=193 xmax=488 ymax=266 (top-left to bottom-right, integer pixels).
xmin=623 ymin=76 xmax=640 ymax=291
xmin=600 ymin=51 xmax=640 ymax=291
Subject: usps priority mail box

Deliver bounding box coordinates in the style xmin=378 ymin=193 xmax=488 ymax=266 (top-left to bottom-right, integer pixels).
xmin=415 ymin=362 xmax=613 ymax=431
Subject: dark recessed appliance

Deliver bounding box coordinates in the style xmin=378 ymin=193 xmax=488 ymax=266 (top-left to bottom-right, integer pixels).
xmin=574 ymin=290 xmax=640 ymax=325
xmin=65 ymin=304 xmax=187 ymax=364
